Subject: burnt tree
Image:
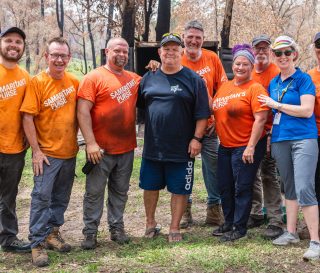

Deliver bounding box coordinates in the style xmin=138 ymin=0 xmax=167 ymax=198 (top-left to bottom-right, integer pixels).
xmin=155 ymin=0 xmax=170 ymax=41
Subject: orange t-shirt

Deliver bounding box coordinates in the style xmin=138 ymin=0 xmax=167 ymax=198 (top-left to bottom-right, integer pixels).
xmin=20 ymin=71 xmax=79 ymax=159
xmin=77 ymin=66 xmax=141 ymax=154
xmin=252 ymin=63 xmax=279 ymax=131
xmin=182 ymin=48 xmax=228 ymax=128
xmin=308 ymin=67 xmax=320 ymax=135
xmin=213 ymin=80 xmax=269 ymax=147
xmin=0 ymin=64 xmax=30 ymax=154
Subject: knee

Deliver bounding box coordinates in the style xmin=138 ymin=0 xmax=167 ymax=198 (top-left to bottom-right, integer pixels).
xmin=296 ymin=186 xmax=317 ymax=206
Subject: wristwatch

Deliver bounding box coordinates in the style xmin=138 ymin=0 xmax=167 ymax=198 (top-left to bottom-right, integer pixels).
xmin=192 ymin=136 xmax=203 ymax=143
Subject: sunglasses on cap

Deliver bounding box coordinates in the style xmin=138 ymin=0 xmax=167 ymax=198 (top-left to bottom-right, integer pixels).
xmin=273 ymin=50 xmax=295 ymax=57
xmin=162 ymin=32 xmax=182 ymax=41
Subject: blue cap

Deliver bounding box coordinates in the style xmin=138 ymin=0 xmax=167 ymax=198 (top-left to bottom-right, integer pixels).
xmin=0 ymin=27 xmax=26 ymax=40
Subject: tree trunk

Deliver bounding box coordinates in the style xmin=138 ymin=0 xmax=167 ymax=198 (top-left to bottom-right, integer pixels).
xmin=41 ymin=0 xmax=45 ymax=17
xmin=220 ymin=0 xmax=234 ymax=48
xmin=87 ymin=0 xmax=96 ymax=68
xmin=142 ymin=0 xmax=154 ymax=42
xmin=155 ymin=0 xmax=171 ymax=41
xmin=105 ymin=0 xmax=115 ymax=47
xmin=56 ymin=0 xmax=64 ymax=36
xmin=121 ymin=0 xmax=135 ymax=47
xmin=25 ymin=43 xmax=31 ymax=73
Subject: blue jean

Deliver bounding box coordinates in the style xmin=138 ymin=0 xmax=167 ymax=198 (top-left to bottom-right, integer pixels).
xmin=188 ymin=134 xmax=220 ymax=205
xmin=29 ymin=156 xmax=76 ymax=248
xmin=217 ymin=137 xmax=266 ymax=235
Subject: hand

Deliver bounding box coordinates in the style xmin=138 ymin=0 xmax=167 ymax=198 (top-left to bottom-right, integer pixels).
xmin=257 ymin=94 xmax=280 ymax=109
xmin=32 ymin=150 xmax=50 ymax=176
xmin=145 ymin=60 xmax=160 ymax=72
xmin=188 ymin=139 xmax=202 ymax=158
xmin=242 ymin=146 xmax=255 ymax=164
xmin=86 ymin=142 xmax=103 ymax=164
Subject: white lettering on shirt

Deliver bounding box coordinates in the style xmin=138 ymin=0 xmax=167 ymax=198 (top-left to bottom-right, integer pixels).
xmin=110 ymin=79 xmax=136 ymax=104
xmin=213 ymin=91 xmax=246 ymax=110
xmin=43 ymin=86 xmax=75 ymax=110
xmin=0 ymin=78 xmax=26 ymax=100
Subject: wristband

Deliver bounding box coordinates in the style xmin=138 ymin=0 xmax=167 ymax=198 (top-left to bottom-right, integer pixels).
xmin=192 ymin=136 xmax=203 ymax=143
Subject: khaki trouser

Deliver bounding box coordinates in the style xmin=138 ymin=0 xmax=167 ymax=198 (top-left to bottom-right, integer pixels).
xmin=250 ymin=153 xmax=283 ymax=227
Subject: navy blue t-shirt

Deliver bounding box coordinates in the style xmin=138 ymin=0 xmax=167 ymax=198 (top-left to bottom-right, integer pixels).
xmin=138 ymin=66 xmax=210 ymax=162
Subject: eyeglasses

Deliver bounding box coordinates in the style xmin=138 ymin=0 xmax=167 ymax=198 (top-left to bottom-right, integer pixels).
xmin=253 ymin=46 xmax=269 ymax=53
xmin=48 ymin=53 xmax=70 ymax=60
xmin=162 ymin=32 xmax=182 ymax=41
xmin=273 ymin=50 xmax=294 ymax=57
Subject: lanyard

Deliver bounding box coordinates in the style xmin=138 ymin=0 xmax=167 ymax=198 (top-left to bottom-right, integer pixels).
xmin=277 ymin=79 xmax=294 ymax=102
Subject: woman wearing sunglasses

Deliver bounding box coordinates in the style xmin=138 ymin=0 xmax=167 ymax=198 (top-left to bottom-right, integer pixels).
xmin=258 ymin=35 xmax=320 ymax=260
xmin=212 ymin=44 xmax=269 ymax=242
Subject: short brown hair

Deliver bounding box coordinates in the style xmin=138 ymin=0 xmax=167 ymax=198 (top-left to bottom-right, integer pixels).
xmin=46 ymin=37 xmax=70 ymax=54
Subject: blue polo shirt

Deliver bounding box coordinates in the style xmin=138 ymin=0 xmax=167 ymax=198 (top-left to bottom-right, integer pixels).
xmin=268 ymin=67 xmax=317 ymax=143
xmin=137 ymin=67 xmax=210 ymax=162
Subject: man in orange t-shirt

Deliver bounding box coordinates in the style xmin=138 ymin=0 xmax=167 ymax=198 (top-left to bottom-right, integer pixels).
xmin=20 ymin=37 xmax=79 ymax=267
xmin=77 ymin=37 xmax=140 ymax=249
xmin=180 ymin=20 xmax=228 ymax=228
xmin=308 ymin=32 xmax=320 ymax=237
xmin=0 ymin=27 xmax=31 ymax=253
xmin=247 ymin=35 xmax=283 ymax=240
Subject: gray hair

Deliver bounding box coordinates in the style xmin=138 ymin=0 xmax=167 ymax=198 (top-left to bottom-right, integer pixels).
xmin=184 ymin=20 xmax=204 ymax=32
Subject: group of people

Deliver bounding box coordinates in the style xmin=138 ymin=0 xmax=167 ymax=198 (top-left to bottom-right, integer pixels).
xmin=1 ymin=19 xmax=320 ymax=268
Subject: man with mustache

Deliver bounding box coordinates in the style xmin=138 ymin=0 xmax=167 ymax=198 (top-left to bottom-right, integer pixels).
xmin=78 ymin=37 xmax=141 ymax=249
xmin=248 ymin=34 xmax=283 ymax=239
xmin=0 ymin=27 xmax=31 ymax=253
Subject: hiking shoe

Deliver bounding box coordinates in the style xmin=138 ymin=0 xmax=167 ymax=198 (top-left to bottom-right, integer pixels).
xmin=247 ymin=216 xmax=264 ymax=229
xmin=303 ymin=241 xmax=320 ymax=261
xmin=1 ymin=238 xmax=31 ymax=253
xmin=81 ymin=233 xmax=97 ymax=250
xmin=205 ymin=204 xmax=224 ymax=226
xmin=263 ymin=225 xmax=284 ymax=240
xmin=32 ymin=244 xmax=49 ymax=267
xmin=220 ymin=230 xmax=246 ymax=242
xmin=180 ymin=203 xmax=193 ymax=229
xmin=272 ymin=231 xmax=300 ymax=246
xmin=45 ymin=227 xmax=71 ymax=252
xmin=110 ymin=229 xmax=130 ymax=245
xmin=212 ymin=223 xmax=233 ymax=236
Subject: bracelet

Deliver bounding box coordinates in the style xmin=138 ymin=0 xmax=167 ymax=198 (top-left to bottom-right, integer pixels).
xmin=192 ymin=136 xmax=203 ymax=143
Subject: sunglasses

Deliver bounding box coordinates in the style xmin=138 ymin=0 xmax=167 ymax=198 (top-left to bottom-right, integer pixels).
xmin=273 ymin=50 xmax=295 ymax=57
xmin=162 ymin=32 xmax=182 ymax=41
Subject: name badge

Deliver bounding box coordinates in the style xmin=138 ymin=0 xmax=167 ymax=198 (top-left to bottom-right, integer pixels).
xmin=273 ymin=112 xmax=281 ymax=125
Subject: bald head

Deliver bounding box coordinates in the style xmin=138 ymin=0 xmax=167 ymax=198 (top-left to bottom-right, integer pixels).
xmin=106 ymin=37 xmax=129 ymax=50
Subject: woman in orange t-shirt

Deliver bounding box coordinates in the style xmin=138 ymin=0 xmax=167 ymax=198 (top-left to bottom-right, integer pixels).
xmin=212 ymin=44 xmax=269 ymax=242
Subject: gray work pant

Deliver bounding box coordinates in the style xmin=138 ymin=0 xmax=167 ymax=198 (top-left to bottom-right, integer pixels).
xmin=0 ymin=151 xmax=26 ymax=246
xmin=82 ymin=151 xmax=134 ymax=235
xmin=250 ymin=153 xmax=283 ymax=227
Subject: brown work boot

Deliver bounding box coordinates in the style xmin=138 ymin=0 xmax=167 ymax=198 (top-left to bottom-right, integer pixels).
xmin=45 ymin=227 xmax=71 ymax=252
xmin=180 ymin=203 xmax=193 ymax=229
xmin=32 ymin=244 xmax=49 ymax=267
xmin=205 ymin=204 xmax=224 ymax=226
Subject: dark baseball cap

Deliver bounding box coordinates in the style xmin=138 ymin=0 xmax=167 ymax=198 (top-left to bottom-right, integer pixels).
xmin=0 ymin=26 xmax=26 ymax=40
xmin=160 ymin=33 xmax=182 ymax=47
xmin=252 ymin=34 xmax=271 ymax=47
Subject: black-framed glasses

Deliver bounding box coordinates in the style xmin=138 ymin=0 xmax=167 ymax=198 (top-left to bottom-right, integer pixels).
xmin=273 ymin=50 xmax=294 ymax=57
xmin=253 ymin=46 xmax=269 ymax=53
xmin=162 ymin=32 xmax=182 ymax=41
xmin=49 ymin=53 xmax=70 ymax=60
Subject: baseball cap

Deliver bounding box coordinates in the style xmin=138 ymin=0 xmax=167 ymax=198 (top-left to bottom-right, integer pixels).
xmin=271 ymin=35 xmax=297 ymax=51
xmin=0 ymin=26 xmax=26 ymax=40
xmin=314 ymin=32 xmax=320 ymax=49
xmin=252 ymin=34 xmax=271 ymax=47
xmin=160 ymin=33 xmax=182 ymax=47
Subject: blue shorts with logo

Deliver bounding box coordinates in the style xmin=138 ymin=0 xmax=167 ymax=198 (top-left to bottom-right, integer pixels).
xmin=139 ymin=158 xmax=195 ymax=195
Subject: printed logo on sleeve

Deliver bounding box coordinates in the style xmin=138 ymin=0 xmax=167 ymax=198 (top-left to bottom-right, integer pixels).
xmin=0 ymin=78 xmax=26 ymax=100
xmin=213 ymin=91 xmax=246 ymax=110
xmin=44 ymin=86 xmax=75 ymax=110
xmin=110 ymin=79 xmax=136 ymax=103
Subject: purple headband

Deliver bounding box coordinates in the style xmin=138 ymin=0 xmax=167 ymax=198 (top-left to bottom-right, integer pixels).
xmin=232 ymin=44 xmax=255 ymax=64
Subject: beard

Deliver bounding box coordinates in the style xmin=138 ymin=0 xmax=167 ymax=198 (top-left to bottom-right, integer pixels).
xmin=0 ymin=46 xmax=24 ymax=62
xmin=255 ymin=55 xmax=269 ymax=65
xmin=114 ymin=56 xmax=127 ymax=67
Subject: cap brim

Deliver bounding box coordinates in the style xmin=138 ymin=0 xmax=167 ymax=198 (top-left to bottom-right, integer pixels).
xmin=252 ymin=39 xmax=271 ymax=46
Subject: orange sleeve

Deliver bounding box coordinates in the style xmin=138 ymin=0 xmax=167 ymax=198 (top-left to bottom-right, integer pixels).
xmin=77 ymin=76 xmax=97 ymax=103
xmin=250 ymin=84 xmax=269 ymax=114
xmin=20 ymin=77 xmax=42 ymax=115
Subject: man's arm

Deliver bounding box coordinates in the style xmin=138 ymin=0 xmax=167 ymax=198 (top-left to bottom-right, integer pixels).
xmin=23 ymin=113 xmax=50 ymax=176
xmin=188 ymin=118 xmax=207 ymax=158
xmin=77 ymin=98 xmax=102 ymax=164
